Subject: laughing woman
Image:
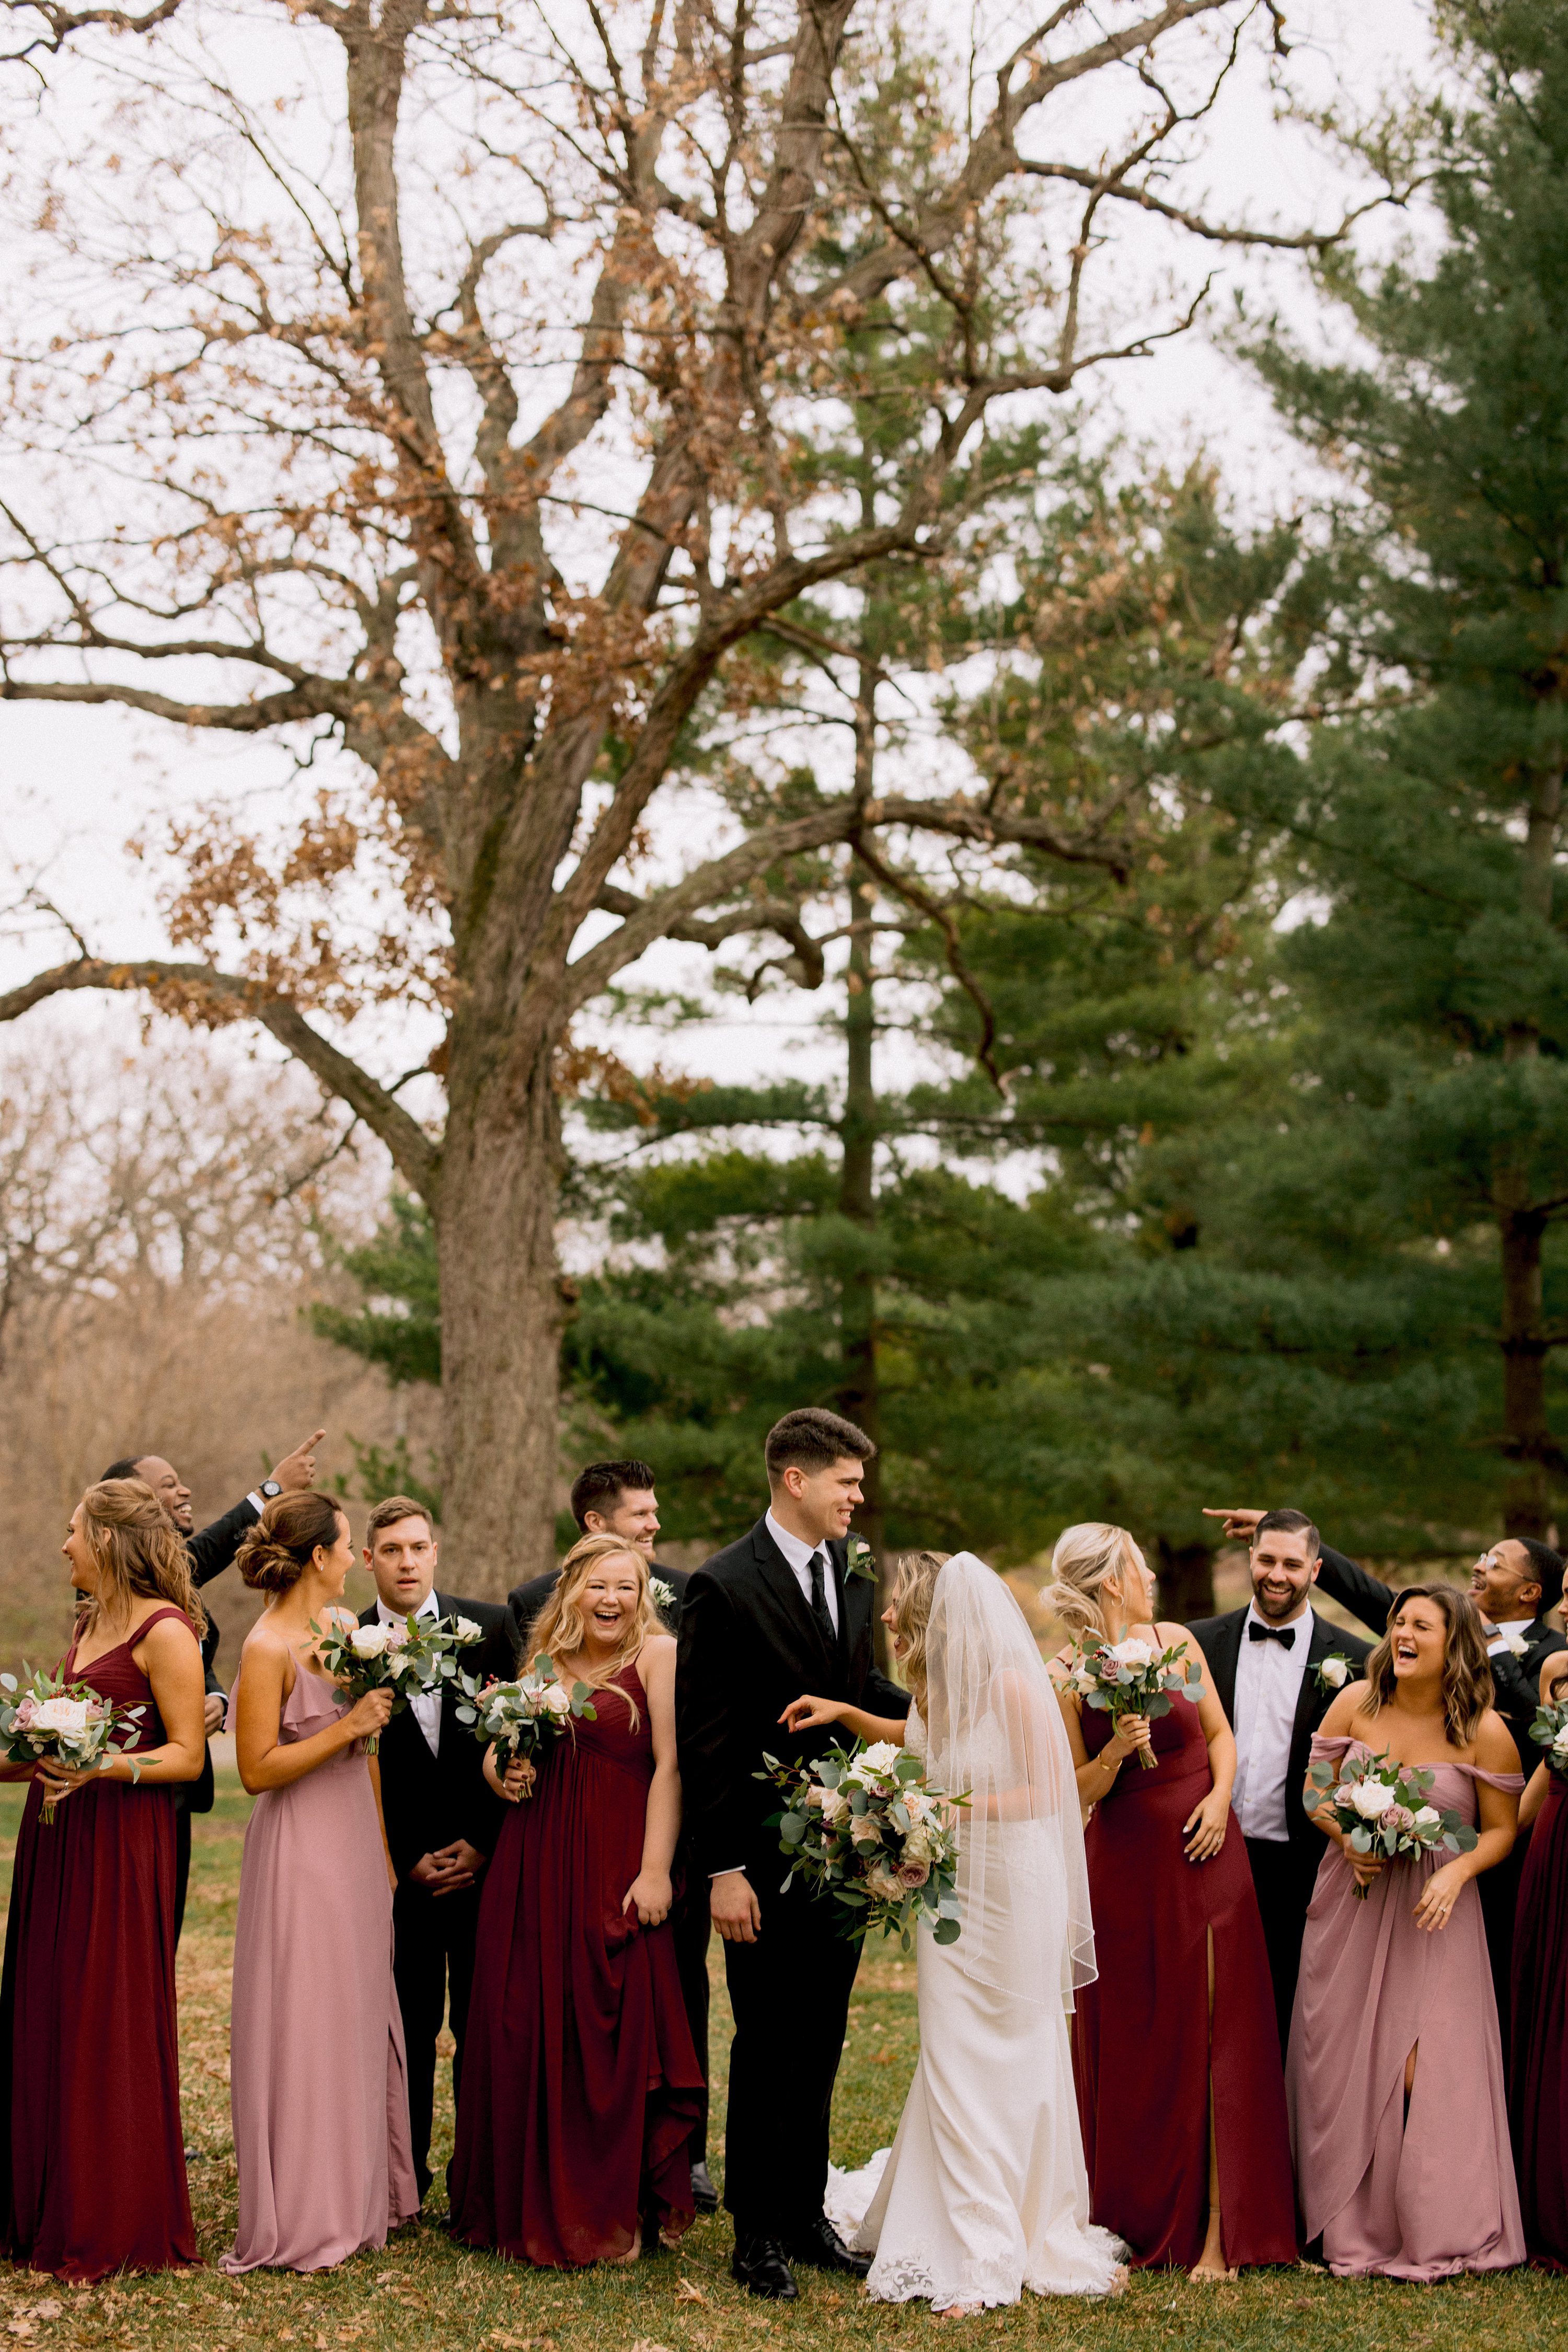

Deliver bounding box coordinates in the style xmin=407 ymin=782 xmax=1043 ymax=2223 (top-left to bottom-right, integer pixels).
xmin=1289 ymin=1586 xmax=1525 ymax=2279
xmin=449 ymin=1534 xmax=703 ymax=2266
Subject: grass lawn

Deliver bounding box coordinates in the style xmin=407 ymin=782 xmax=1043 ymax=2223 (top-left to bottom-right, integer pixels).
xmin=0 ymin=1775 xmax=1564 ymax=2352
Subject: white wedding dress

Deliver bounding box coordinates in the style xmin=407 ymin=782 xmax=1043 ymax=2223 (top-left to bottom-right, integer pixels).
xmin=825 ymin=1557 xmax=1125 ymax=2310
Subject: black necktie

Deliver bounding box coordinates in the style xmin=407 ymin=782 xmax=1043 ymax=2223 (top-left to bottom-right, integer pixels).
xmin=1248 ymin=1620 xmax=1296 ymax=1649
xmin=806 ymin=1550 xmax=837 ymax=1652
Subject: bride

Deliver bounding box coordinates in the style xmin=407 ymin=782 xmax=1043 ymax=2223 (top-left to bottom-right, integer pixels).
xmin=781 ymin=1550 xmax=1125 ymax=2315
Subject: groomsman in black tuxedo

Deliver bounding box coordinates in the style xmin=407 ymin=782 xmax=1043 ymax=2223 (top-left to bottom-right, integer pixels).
xmin=676 ymin=1408 xmax=910 ymax=2301
xmin=359 ymin=1495 xmax=511 ymax=2202
xmin=1217 ymin=1508 xmax=1564 ymax=2057
xmin=1189 ymin=1509 xmax=1371 ymax=2051
xmin=103 ymin=1426 xmax=324 ymax=1937
xmin=505 ymin=1460 xmax=714 ymax=2209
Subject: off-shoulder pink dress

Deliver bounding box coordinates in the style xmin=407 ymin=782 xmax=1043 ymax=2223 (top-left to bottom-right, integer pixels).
xmin=1287 ymin=1735 xmax=1525 ymax=2279
xmin=222 ymin=1662 xmax=419 ymax=2272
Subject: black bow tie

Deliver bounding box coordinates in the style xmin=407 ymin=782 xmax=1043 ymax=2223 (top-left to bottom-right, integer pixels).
xmin=1249 ymin=1620 xmax=1297 ymax=1648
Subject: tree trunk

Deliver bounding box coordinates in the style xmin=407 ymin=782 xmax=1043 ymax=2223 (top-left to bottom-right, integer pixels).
xmin=434 ymin=1039 xmax=565 ymax=1595
xmin=1500 ymin=1200 xmax=1552 ymax=1539
xmin=1154 ymin=1536 xmax=1215 ymax=1624
xmin=838 ymin=859 xmax=886 ymax=1659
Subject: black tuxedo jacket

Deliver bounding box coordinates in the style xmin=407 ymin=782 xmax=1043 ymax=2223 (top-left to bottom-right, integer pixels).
xmin=1315 ymin=1543 xmax=1567 ymax=1775
xmin=356 ymin=1593 xmax=511 ymax=1883
xmin=1187 ymin=1605 xmax=1371 ymax=1858
xmin=506 ymin=1561 xmax=689 ymax=1667
xmin=179 ymin=1495 xmax=260 ymax=1816
xmin=675 ymin=1517 xmax=909 ymax=1881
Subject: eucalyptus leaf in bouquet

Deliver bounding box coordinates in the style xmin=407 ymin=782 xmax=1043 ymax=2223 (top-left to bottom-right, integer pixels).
xmin=0 ymin=1666 xmax=145 ymax=1823
xmin=1303 ymin=1745 xmax=1478 ymax=1897
xmin=757 ymin=1738 xmax=966 ymax=1952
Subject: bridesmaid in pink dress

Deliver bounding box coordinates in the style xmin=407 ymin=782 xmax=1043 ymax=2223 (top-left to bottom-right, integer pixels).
xmin=1288 ymin=1584 xmax=1524 ymax=2279
xmin=222 ymin=1492 xmax=419 ymax=2273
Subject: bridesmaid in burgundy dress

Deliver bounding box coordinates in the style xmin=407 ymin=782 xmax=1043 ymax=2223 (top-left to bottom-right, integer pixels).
xmin=1509 ymin=1650 xmax=1568 ymax=2266
xmin=0 ymin=1477 xmax=207 ymax=2279
xmin=1047 ymin=1523 xmax=1297 ymax=2278
xmin=451 ymin=1534 xmax=702 ymax=2265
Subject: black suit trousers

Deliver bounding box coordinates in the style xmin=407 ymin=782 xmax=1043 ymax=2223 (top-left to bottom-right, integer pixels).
xmin=392 ymin=1879 xmax=482 ymax=2197
xmin=1244 ymin=1836 xmax=1322 ymax=2057
xmin=672 ymin=1878 xmax=711 ymax=2164
xmin=1480 ymin=1824 xmax=1528 ymax=2074
xmin=721 ymin=1871 xmax=860 ymax=2238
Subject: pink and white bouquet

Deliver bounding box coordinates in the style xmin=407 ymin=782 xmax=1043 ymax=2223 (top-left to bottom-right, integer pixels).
xmin=455 ymin=1655 xmax=597 ymax=1772
xmin=1304 ymin=1745 xmax=1478 ymax=1896
xmin=1062 ymin=1633 xmax=1203 ymax=1768
xmin=0 ymin=1666 xmax=146 ymax=1823
xmin=759 ymin=1739 xmax=965 ymax=1952
xmin=311 ymin=1610 xmax=483 ymax=1754
xmin=1528 ymin=1699 xmax=1568 ymax=1781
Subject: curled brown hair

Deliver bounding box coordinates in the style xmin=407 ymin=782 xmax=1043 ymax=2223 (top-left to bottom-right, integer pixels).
xmin=889 ymin=1551 xmax=946 ymax=1699
xmin=529 ymin=1534 xmax=658 ymax=1726
xmin=1364 ymin=1585 xmax=1494 ymax=1748
xmin=234 ymin=1491 xmax=347 ymax=1595
xmin=78 ymin=1478 xmax=207 ymax=1639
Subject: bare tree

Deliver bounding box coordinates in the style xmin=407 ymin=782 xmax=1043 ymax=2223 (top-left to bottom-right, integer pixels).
xmin=0 ymin=0 xmax=1403 ymax=1583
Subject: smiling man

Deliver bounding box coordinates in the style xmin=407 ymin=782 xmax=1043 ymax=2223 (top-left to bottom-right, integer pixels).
xmin=1189 ymin=1510 xmax=1371 ymax=2051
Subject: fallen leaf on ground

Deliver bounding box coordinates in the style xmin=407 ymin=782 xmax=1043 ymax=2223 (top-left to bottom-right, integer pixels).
xmin=674 ymin=2279 xmax=708 ymax=2304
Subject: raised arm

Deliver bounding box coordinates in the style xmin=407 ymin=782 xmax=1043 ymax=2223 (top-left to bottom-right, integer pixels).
xmin=779 ymin=1693 xmax=908 ymax=1745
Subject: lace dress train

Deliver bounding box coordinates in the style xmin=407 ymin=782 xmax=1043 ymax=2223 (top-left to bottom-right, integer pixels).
xmin=825 ymin=1689 xmax=1124 ymax=2308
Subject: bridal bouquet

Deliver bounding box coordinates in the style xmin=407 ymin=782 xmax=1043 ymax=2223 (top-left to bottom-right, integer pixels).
xmin=758 ymin=1739 xmax=965 ymax=1952
xmin=1303 ymin=1745 xmax=1478 ymax=1896
xmin=0 ymin=1667 xmax=146 ymax=1823
xmin=455 ymin=1655 xmax=597 ymax=1771
xmin=1062 ymin=1633 xmax=1203 ymax=1768
xmin=311 ymin=1610 xmax=483 ymax=1754
xmin=1528 ymin=1699 xmax=1568 ymax=1781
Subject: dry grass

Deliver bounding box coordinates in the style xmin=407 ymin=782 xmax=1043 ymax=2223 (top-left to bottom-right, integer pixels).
xmin=0 ymin=1777 xmax=1564 ymax=2352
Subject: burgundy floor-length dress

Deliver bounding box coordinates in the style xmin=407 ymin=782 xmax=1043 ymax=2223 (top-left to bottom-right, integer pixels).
xmin=1073 ymin=1694 xmax=1297 ymax=2270
xmin=449 ymin=1659 xmax=702 ymax=2265
xmin=0 ymin=1606 xmax=198 ymax=2279
xmin=1289 ymin=1736 xmax=1524 ymax=2279
xmin=1509 ymin=1771 xmax=1568 ymax=2266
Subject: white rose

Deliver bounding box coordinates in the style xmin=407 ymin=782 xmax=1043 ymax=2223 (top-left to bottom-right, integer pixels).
xmin=1320 ymin=1657 xmax=1350 ymax=1688
xmin=350 ymin=1624 xmax=393 ymax=1658
xmin=32 ymin=1695 xmax=91 ymax=1736
xmin=903 ymin=1789 xmax=929 ymax=1822
xmin=1350 ymin=1777 xmax=1398 ymax=1820
xmin=1106 ymin=1638 xmax=1155 ymax=1670
xmin=1551 ymin=1726 xmax=1568 ymax=1758
xmin=819 ymin=1788 xmax=849 ymax=1826
xmin=454 ymin=1616 xmax=482 ymax=1642
xmin=539 ymin=1681 xmax=574 ymax=1715
xmin=1412 ymin=1806 xmax=1442 ymax=1831
xmin=858 ymin=1740 xmax=902 ymax=1774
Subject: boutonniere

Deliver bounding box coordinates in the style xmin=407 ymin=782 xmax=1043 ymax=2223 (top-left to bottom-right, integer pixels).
xmin=846 ymin=1537 xmax=878 ymax=1584
xmin=1496 ymin=1628 xmax=1529 ymax=1661
xmin=1313 ymin=1653 xmax=1352 ymax=1697
xmin=650 ymin=1575 xmax=676 ymax=1616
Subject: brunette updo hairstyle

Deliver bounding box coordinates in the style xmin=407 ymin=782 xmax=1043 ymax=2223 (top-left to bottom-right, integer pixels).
xmin=78 ymin=1478 xmax=207 ymax=1638
xmin=234 ymin=1491 xmax=347 ymax=1594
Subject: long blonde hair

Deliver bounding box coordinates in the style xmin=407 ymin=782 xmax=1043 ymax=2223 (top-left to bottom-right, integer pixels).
xmin=529 ymin=1534 xmax=659 ymax=1727
xmin=1042 ymin=1521 xmax=1146 ymax=1640
xmin=889 ymin=1550 xmax=946 ymax=1700
xmin=77 ymin=1478 xmax=207 ymax=1639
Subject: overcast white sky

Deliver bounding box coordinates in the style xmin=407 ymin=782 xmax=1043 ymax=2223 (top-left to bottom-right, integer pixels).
xmin=0 ymin=0 xmax=1444 ymax=1115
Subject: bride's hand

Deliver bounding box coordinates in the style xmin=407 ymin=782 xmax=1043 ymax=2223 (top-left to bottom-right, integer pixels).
xmin=780 ymin=1694 xmax=844 ymax=1734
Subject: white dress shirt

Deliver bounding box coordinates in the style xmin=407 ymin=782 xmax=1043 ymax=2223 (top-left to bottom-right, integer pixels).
xmin=377 ymin=1587 xmax=441 ymax=1757
xmin=765 ymin=1509 xmax=840 ymax=1636
xmin=1231 ymin=1601 xmax=1315 ymax=1843
xmin=1487 ymin=1617 xmax=1534 ymax=1659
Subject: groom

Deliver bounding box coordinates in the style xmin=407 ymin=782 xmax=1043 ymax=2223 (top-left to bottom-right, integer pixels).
xmin=676 ymin=1408 xmax=910 ymax=2301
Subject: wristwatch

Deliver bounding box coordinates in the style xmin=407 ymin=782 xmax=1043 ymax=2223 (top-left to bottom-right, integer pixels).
xmin=259 ymin=1478 xmax=282 ymax=1500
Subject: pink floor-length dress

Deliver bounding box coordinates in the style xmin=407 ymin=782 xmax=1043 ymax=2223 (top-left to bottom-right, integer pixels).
xmin=1287 ymin=1735 xmax=1525 ymax=2280
xmin=222 ymin=1663 xmax=419 ymax=2273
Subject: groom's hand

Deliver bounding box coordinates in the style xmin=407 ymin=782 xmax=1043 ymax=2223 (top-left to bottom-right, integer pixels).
xmin=711 ymin=1870 xmax=762 ymax=1943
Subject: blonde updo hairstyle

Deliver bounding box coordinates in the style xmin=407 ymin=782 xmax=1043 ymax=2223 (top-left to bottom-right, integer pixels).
xmin=234 ymin=1491 xmax=347 ymax=1595
xmin=77 ymin=1478 xmax=207 ymax=1639
xmin=888 ymin=1550 xmax=947 ymax=1699
xmin=529 ymin=1532 xmax=659 ymax=1726
xmin=1043 ymin=1521 xmax=1148 ymax=1640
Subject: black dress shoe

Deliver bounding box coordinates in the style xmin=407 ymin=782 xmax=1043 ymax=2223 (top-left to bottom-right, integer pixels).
xmin=731 ymin=2235 xmax=799 ymax=2299
xmin=788 ymin=2217 xmax=871 ymax=2277
xmin=690 ymin=2160 xmax=719 ymax=2213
